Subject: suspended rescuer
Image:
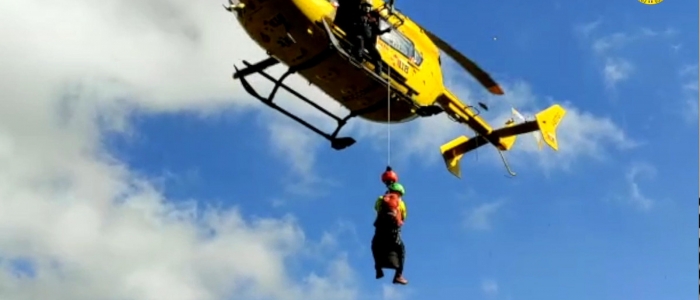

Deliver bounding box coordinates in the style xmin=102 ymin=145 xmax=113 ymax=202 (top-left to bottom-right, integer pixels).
xmin=371 ymin=167 xmax=408 ymax=285
xmin=352 ymin=0 xmax=391 ymax=74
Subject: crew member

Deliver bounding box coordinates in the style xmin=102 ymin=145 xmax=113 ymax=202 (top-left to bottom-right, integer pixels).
xmin=371 ymin=182 xmax=408 ymax=285
xmin=352 ymin=0 xmax=390 ymax=74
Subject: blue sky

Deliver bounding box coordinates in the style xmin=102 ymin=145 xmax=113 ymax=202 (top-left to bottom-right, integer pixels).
xmin=102 ymin=0 xmax=698 ymax=299
xmin=0 ymin=0 xmax=696 ymax=299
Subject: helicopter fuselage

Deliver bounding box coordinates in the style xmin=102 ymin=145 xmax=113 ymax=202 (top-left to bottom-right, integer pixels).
xmin=233 ymin=0 xmax=445 ymax=123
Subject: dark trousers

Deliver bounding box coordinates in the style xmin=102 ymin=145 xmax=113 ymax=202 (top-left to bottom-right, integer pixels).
xmin=352 ymin=34 xmax=383 ymax=73
xmin=371 ymin=229 xmax=405 ymax=276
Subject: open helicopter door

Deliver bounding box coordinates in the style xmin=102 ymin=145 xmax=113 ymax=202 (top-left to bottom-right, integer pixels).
xmin=332 ymin=0 xmax=361 ymax=34
xmin=320 ymin=19 xmax=416 ymax=96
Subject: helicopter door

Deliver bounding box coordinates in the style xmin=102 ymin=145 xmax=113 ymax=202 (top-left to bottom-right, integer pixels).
xmin=332 ymin=0 xmax=361 ymax=35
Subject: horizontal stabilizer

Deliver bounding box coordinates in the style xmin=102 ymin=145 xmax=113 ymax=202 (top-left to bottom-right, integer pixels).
xmin=440 ymin=136 xmax=468 ymax=178
xmin=439 ymin=135 xmax=489 ymax=178
xmin=497 ymin=119 xmax=517 ymax=151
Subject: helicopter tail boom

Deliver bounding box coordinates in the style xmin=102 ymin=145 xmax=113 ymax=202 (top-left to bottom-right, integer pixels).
xmin=439 ymin=104 xmax=566 ymax=178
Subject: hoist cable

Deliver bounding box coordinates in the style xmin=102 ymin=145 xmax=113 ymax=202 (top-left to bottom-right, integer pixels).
xmin=386 ymin=66 xmax=391 ymax=166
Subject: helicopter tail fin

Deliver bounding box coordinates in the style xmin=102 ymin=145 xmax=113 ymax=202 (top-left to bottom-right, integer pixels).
xmin=488 ymin=104 xmax=566 ymax=152
xmin=533 ymin=104 xmax=566 ymax=151
xmin=436 ymin=88 xmax=566 ymax=178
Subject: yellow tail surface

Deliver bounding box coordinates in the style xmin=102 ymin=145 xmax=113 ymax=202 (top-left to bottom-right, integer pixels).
xmin=439 ymin=135 xmax=469 ymax=178
xmin=534 ymin=104 xmax=566 ymax=151
xmin=497 ymin=118 xmax=518 ymax=151
xmin=438 ymin=104 xmax=566 ymax=179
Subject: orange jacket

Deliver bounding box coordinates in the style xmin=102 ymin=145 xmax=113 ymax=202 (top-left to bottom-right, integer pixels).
xmin=374 ymin=193 xmax=407 ymax=224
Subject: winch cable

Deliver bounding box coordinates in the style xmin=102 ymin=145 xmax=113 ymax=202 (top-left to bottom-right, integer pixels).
xmin=386 ymin=66 xmax=392 ymax=166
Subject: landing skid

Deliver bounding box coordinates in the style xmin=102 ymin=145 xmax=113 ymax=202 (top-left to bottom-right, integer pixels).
xmin=232 ymin=20 xmax=444 ymax=151
xmin=233 ymin=51 xmax=387 ymax=150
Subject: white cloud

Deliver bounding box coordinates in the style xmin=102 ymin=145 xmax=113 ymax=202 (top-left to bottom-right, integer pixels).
xmin=266 ymin=118 xmax=325 ymax=194
xmin=603 ymin=57 xmax=634 ymax=88
xmin=510 ymin=103 xmax=637 ymax=171
xmin=678 ymin=64 xmax=698 ymax=122
xmin=481 ymin=279 xmax=499 ymax=296
xmin=246 ymin=69 xmax=351 ymax=193
xmin=590 ymin=28 xmax=676 ymax=54
xmin=624 ymin=162 xmax=656 ymax=211
xmin=465 ymin=201 xmax=505 ymax=231
xmin=3 ymin=0 xmax=352 ymax=186
xmin=0 ymin=0 xmax=373 ymax=298
xmin=575 ymin=19 xmax=602 ymax=37
xmin=382 ymin=284 xmax=406 ymax=300
xmin=593 ymin=32 xmax=632 ymax=53
xmin=577 ymin=23 xmax=677 ymax=88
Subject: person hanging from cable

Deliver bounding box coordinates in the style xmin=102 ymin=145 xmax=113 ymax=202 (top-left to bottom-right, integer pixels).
xmin=371 ymin=168 xmax=408 ymax=285
xmin=351 ymin=0 xmax=391 ymax=75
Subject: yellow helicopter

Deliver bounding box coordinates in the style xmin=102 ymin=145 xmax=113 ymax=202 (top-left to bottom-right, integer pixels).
xmin=225 ymin=0 xmax=566 ymax=178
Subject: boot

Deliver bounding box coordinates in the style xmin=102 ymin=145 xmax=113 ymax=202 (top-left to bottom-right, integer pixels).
xmin=374 ymin=65 xmax=383 ymax=75
xmin=375 ymin=268 xmax=384 ymax=279
xmin=392 ymin=274 xmax=408 ymax=285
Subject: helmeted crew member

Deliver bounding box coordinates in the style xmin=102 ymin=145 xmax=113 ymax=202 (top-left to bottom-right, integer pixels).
xmin=352 ymin=0 xmax=391 ymax=74
xmin=371 ymin=181 xmax=409 ymax=285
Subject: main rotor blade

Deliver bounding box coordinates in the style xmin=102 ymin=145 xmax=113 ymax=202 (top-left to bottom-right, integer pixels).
xmin=419 ymin=27 xmax=504 ymax=95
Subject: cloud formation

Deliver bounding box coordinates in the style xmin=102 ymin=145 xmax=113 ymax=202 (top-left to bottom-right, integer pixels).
xmin=464 ymin=201 xmax=505 ymax=231
xmin=624 ymin=162 xmax=656 ymax=211
xmin=576 ymin=20 xmax=677 ymax=89
xmin=481 ymin=279 xmax=499 ymax=296
xmin=602 ymin=57 xmax=634 ymax=88
xmin=678 ymin=64 xmax=699 ymax=122
xmin=382 ymin=284 xmax=407 ymax=300
xmin=0 ymin=0 xmax=367 ymax=299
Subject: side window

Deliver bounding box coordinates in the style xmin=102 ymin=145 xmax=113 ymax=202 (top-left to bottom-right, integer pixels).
xmin=378 ymin=19 xmax=421 ymax=66
xmin=413 ymin=49 xmax=423 ymax=65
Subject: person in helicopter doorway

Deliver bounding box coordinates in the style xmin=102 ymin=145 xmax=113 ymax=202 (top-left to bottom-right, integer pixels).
xmin=351 ymin=0 xmax=391 ymax=75
xmin=371 ymin=167 xmax=408 ymax=285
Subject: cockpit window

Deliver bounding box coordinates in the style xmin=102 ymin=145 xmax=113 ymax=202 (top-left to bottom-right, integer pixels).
xmin=414 ymin=48 xmax=423 ymax=65
xmin=378 ymin=19 xmax=422 ymax=66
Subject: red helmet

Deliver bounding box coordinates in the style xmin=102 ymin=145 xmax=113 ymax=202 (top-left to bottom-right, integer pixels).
xmin=381 ymin=167 xmax=398 ymax=184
